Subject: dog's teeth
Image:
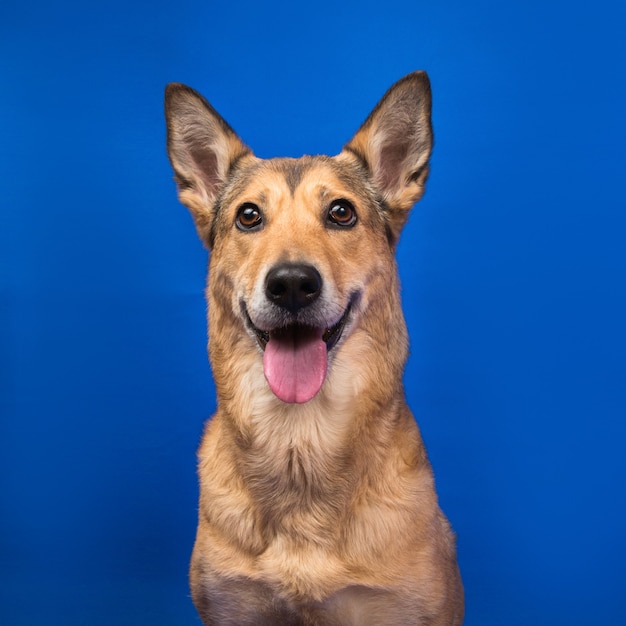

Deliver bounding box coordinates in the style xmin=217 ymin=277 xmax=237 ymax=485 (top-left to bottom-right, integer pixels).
xmin=256 ymin=329 xmax=269 ymax=349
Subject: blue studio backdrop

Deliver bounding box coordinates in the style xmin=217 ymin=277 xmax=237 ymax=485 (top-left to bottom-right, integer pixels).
xmin=2 ymin=1 xmax=625 ymax=624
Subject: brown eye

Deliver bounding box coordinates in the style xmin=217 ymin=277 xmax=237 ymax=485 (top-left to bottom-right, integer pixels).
xmin=236 ymin=203 xmax=263 ymax=231
xmin=327 ymin=199 xmax=357 ymax=228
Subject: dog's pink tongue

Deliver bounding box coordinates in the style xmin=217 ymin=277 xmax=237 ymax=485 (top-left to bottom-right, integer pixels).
xmin=263 ymin=327 xmax=327 ymax=404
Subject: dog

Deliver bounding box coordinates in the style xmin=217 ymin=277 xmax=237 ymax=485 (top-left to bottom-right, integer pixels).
xmin=164 ymin=71 xmax=463 ymax=625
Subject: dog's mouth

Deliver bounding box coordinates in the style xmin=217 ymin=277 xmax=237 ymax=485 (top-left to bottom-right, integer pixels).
xmin=243 ymin=302 xmax=353 ymax=404
xmin=245 ymin=305 xmax=351 ymax=352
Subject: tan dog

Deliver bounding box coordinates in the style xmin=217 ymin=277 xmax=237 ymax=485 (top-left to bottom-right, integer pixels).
xmin=165 ymin=71 xmax=463 ymax=625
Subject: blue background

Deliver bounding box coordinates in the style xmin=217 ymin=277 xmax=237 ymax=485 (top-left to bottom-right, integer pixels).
xmin=2 ymin=1 xmax=625 ymax=624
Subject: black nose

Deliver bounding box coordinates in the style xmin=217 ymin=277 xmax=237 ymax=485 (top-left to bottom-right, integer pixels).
xmin=265 ymin=263 xmax=322 ymax=313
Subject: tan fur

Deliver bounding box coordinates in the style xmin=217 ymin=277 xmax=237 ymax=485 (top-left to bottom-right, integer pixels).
xmin=165 ymin=71 xmax=463 ymax=625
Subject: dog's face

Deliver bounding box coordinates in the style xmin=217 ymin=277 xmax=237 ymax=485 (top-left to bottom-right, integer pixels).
xmin=165 ymin=72 xmax=433 ymax=405
xmin=206 ymin=155 xmax=393 ymax=404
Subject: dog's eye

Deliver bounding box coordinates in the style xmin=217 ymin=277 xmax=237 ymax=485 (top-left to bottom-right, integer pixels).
xmin=327 ymin=199 xmax=357 ymax=228
xmin=236 ymin=203 xmax=263 ymax=231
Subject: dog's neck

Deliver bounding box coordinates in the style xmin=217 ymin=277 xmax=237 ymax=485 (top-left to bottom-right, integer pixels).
xmin=217 ymin=379 xmax=411 ymax=539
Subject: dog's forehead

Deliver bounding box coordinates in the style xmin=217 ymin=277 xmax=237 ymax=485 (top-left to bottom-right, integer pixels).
xmin=224 ymin=155 xmax=376 ymax=210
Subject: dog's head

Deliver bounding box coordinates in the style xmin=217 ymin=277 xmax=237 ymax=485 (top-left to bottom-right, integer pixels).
xmin=165 ymin=72 xmax=432 ymax=406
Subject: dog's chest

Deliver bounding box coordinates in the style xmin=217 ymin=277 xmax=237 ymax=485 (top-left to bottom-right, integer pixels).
xmin=255 ymin=533 xmax=348 ymax=600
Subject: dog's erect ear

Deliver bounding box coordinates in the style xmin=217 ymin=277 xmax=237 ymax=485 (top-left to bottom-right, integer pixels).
xmin=343 ymin=71 xmax=433 ymax=241
xmin=165 ymin=83 xmax=251 ymax=245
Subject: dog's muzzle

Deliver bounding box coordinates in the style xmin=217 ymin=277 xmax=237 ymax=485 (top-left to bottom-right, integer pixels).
xmin=243 ymin=263 xmax=353 ymax=404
